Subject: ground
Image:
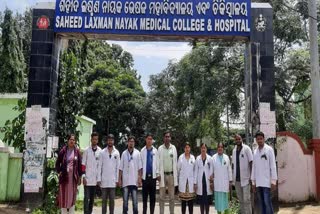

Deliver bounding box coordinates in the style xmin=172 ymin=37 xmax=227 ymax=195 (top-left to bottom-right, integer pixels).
xmin=1 ymin=199 xmax=320 ymax=214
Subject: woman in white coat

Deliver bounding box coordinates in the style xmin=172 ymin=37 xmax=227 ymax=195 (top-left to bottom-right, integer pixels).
xmin=194 ymin=143 xmax=213 ymax=214
xmin=212 ymin=143 xmax=232 ymax=214
xmin=178 ymin=142 xmax=196 ymax=214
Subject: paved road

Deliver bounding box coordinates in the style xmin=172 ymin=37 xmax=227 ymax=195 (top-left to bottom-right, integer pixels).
xmin=89 ymin=197 xmax=218 ymax=214
xmin=1 ymin=200 xmax=320 ymax=214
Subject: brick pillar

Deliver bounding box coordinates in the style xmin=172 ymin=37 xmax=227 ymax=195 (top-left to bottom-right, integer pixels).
xmin=22 ymin=3 xmax=61 ymax=209
xmin=310 ymin=139 xmax=320 ymax=201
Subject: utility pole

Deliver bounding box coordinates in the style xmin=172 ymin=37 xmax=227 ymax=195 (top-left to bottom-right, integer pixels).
xmin=308 ymin=0 xmax=320 ymax=201
xmin=308 ymin=0 xmax=320 ymax=138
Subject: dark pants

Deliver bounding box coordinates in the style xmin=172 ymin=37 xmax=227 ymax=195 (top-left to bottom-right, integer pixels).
xmin=181 ymin=200 xmax=193 ymax=214
xmin=142 ymin=177 xmax=157 ymax=214
xmin=123 ymin=185 xmax=138 ymax=214
xmin=84 ymin=186 xmax=96 ymax=214
xmin=257 ymin=187 xmax=274 ymax=214
xmin=101 ymin=188 xmax=116 ymax=214
xmin=199 ymin=173 xmax=209 ymax=214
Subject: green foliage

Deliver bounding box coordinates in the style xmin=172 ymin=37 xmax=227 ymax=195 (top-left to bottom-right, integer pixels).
xmin=15 ymin=8 xmax=32 ymax=75
xmin=56 ymin=42 xmax=86 ymax=146
xmin=0 ymin=9 xmax=26 ymax=93
xmin=83 ymin=41 xmax=146 ymax=147
xmin=0 ymin=98 xmax=26 ymax=152
xmin=146 ymin=44 xmax=244 ymax=150
xmin=229 ymin=197 xmax=241 ymax=214
xmin=32 ymin=157 xmax=59 ymax=214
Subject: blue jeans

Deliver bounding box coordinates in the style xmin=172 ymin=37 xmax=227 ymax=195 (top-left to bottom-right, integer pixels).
xmin=122 ymin=185 xmax=138 ymax=214
xmin=257 ymin=187 xmax=274 ymax=214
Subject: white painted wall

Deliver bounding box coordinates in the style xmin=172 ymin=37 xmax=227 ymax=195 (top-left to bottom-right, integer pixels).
xmin=277 ymin=133 xmax=316 ymax=202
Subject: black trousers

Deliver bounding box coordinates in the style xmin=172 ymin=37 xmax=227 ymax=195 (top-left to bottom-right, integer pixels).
xmin=84 ymin=185 xmax=96 ymax=214
xmin=181 ymin=200 xmax=194 ymax=214
xmin=199 ymin=173 xmax=209 ymax=214
xmin=142 ymin=177 xmax=157 ymax=214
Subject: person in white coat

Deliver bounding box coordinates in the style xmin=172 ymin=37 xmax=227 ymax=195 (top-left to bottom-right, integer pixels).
xmin=212 ymin=143 xmax=232 ymax=214
xmin=97 ymin=134 xmax=120 ymax=214
xmin=232 ymin=134 xmax=253 ymax=214
xmin=251 ymin=131 xmax=277 ymax=214
xmin=194 ymin=143 xmax=213 ymax=214
xmin=82 ymin=132 xmax=101 ymax=214
xmin=178 ymin=142 xmax=196 ymax=214
xmin=140 ymin=133 xmax=159 ymax=214
xmin=158 ymin=131 xmax=178 ymax=214
xmin=119 ymin=136 xmax=142 ymax=214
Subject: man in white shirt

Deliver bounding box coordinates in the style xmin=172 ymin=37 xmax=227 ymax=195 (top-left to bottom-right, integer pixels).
xmin=82 ymin=132 xmax=101 ymax=214
xmin=232 ymin=134 xmax=253 ymax=214
xmin=97 ymin=134 xmax=120 ymax=214
xmin=251 ymin=131 xmax=277 ymax=214
xmin=158 ymin=131 xmax=178 ymax=214
xmin=141 ymin=133 xmax=159 ymax=214
xmin=119 ymin=136 xmax=142 ymax=214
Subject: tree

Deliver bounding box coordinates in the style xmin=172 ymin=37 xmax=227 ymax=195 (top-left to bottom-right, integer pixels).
xmin=0 ymin=9 xmax=26 ymax=93
xmin=146 ymin=43 xmax=245 ymax=151
xmin=0 ymin=98 xmax=26 ymax=152
xmin=56 ymin=42 xmax=85 ymax=146
xmin=83 ymin=41 xmax=146 ymax=148
xmin=16 ymin=9 xmax=32 ymax=76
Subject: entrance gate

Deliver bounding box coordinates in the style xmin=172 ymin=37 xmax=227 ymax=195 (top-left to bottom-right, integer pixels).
xmin=24 ymin=0 xmax=276 ymax=211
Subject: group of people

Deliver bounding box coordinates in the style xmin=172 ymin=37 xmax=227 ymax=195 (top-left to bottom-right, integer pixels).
xmin=55 ymin=130 xmax=277 ymax=214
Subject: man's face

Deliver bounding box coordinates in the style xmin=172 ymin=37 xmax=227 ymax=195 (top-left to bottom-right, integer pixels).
xmin=107 ymin=138 xmax=114 ymax=147
xmin=184 ymin=145 xmax=191 ymax=154
xmin=217 ymin=144 xmax=224 ymax=154
xmin=235 ymin=135 xmax=242 ymax=146
xmin=164 ymin=133 xmax=171 ymax=144
xmin=256 ymin=135 xmax=264 ymax=147
xmin=146 ymin=136 xmax=153 ymax=147
xmin=201 ymin=145 xmax=207 ymax=154
xmin=91 ymin=136 xmax=99 ymax=146
xmin=128 ymin=139 xmax=135 ymax=149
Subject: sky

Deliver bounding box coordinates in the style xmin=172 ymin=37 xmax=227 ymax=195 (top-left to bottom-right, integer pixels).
xmin=0 ymin=0 xmax=192 ymax=92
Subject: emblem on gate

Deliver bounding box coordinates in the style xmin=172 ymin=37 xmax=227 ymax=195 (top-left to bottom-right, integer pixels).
xmin=37 ymin=16 xmax=50 ymax=29
xmin=255 ymin=14 xmax=267 ymax=32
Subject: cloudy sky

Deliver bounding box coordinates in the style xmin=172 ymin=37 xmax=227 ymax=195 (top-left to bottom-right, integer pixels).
xmin=0 ymin=0 xmax=192 ymax=91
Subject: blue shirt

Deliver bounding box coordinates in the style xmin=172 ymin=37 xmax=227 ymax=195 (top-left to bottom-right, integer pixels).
xmin=146 ymin=148 xmax=153 ymax=174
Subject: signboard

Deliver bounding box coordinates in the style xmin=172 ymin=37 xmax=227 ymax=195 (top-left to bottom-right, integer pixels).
xmin=23 ymin=106 xmax=49 ymax=193
xmin=54 ymin=0 xmax=251 ymax=39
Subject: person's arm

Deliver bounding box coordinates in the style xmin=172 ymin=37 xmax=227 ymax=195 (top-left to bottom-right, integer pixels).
xmin=97 ymin=152 xmax=102 ymax=186
xmin=157 ymin=148 xmax=161 ymax=182
xmin=228 ymin=156 xmax=233 ymax=182
xmin=251 ymin=152 xmax=256 ymax=192
xmin=82 ymin=149 xmax=87 ymax=185
xmin=115 ymin=151 xmax=120 ymax=186
xmin=177 ymin=155 xmax=181 ymax=179
xmin=194 ymin=158 xmax=198 ymax=192
xmin=77 ymin=150 xmax=83 ymax=185
xmin=55 ymin=149 xmax=63 ymax=174
xmin=138 ymin=152 xmax=143 ymax=187
xmin=118 ymin=153 xmax=124 ymax=187
xmin=155 ymin=149 xmax=160 ymax=178
xmin=269 ymin=147 xmax=278 ymax=191
xmin=247 ymin=146 xmax=254 ymax=175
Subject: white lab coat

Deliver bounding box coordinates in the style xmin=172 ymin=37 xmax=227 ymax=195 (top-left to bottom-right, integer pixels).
xmin=141 ymin=146 xmax=159 ymax=180
xmin=251 ymin=144 xmax=277 ymax=188
xmin=119 ymin=148 xmax=142 ymax=187
xmin=177 ymin=154 xmax=196 ymax=193
xmin=97 ymin=146 xmax=120 ymax=188
xmin=212 ymin=153 xmax=232 ymax=193
xmin=194 ymin=154 xmax=213 ymax=196
xmin=157 ymin=144 xmax=178 ymax=187
xmin=232 ymin=144 xmax=253 ymax=187
xmin=82 ymin=146 xmax=102 ymax=186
